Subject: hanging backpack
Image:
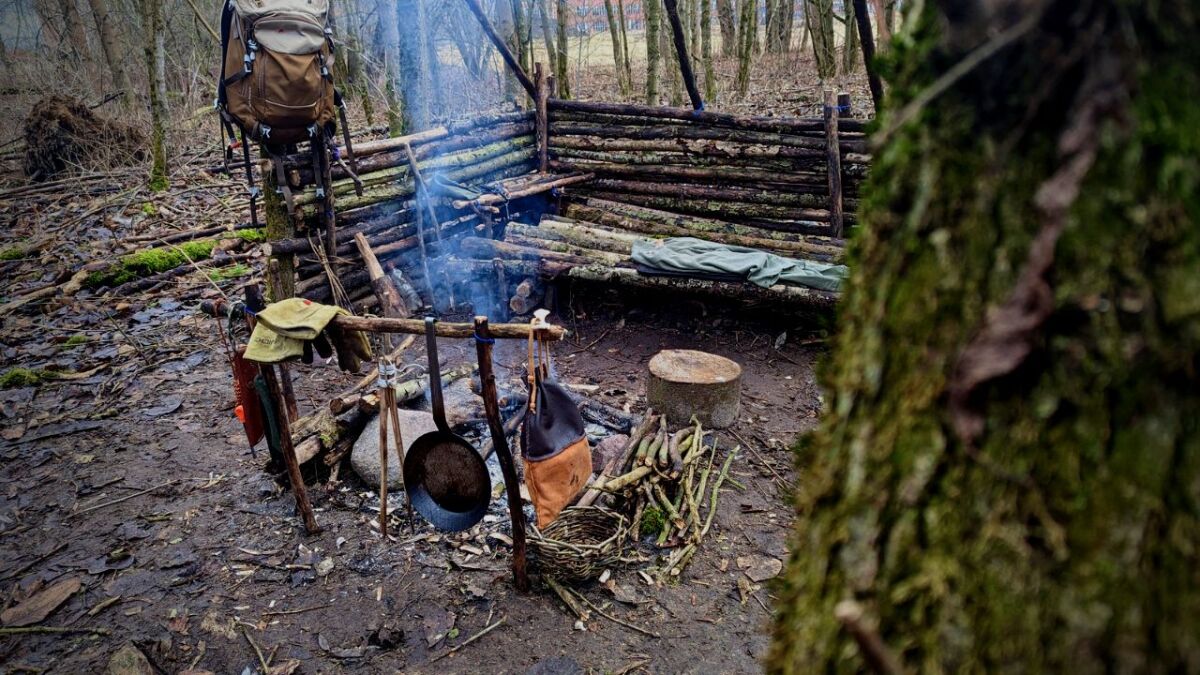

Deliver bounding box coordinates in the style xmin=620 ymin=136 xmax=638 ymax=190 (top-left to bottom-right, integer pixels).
xmin=216 ymin=0 xmax=360 ymax=229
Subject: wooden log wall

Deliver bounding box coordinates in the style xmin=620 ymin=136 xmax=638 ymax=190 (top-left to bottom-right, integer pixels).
xmin=545 ymin=99 xmax=869 ymax=238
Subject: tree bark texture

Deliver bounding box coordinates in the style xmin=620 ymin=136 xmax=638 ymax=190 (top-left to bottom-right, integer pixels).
xmin=85 ymin=0 xmax=130 ymax=105
xmin=769 ymin=1 xmax=1200 ymax=672
xmin=806 ymin=0 xmax=835 ymax=80
xmin=716 ymin=0 xmax=736 ymax=57
xmin=555 ymin=0 xmax=571 ymax=97
xmin=143 ymin=0 xmax=168 ymax=190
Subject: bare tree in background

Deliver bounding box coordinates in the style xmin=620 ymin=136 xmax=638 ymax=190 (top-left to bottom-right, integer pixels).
xmin=143 ymin=0 xmax=167 ymax=190
xmin=701 ymin=0 xmax=715 ymax=100
xmin=645 ymin=0 xmax=661 ymax=103
xmin=554 ymin=0 xmax=570 ymax=97
xmin=86 ymin=0 xmax=131 ymax=106
xmin=805 ymin=0 xmax=835 ymax=79
xmin=603 ymin=0 xmax=631 ymax=95
xmin=841 ymin=0 xmax=859 ymax=73
xmin=395 ymin=0 xmax=430 ymax=131
xmin=716 ymin=0 xmax=736 ymax=57
xmin=734 ymin=0 xmax=755 ymax=96
xmin=57 ymin=0 xmax=92 ymax=63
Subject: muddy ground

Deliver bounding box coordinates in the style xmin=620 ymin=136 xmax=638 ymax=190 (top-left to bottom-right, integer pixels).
xmin=0 ymin=282 xmax=829 ymax=674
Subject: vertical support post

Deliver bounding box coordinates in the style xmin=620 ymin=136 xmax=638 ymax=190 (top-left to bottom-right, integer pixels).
xmin=261 ymin=160 xmax=296 ymax=301
xmin=851 ymin=0 xmax=884 ymax=113
xmin=474 ymin=316 xmax=529 ymax=592
xmin=535 ymin=62 xmax=550 ymax=173
xmin=838 ymin=92 xmax=853 ymax=118
xmin=245 ymin=285 xmax=320 ymax=536
xmin=266 ymin=259 xmax=300 ymax=421
xmin=662 ymin=0 xmax=704 ymax=110
xmin=824 ymin=89 xmax=845 ymax=238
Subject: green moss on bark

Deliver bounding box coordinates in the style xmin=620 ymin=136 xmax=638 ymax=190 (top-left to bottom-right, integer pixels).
xmin=770 ymin=1 xmax=1200 ymax=672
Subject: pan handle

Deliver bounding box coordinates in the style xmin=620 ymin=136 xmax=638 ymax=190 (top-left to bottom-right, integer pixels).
xmin=425 ymin=317 xmax=451 ymax=433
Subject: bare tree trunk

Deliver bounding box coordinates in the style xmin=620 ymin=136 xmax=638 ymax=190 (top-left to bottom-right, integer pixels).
xmin=57 ymin=0 xmax=90 ymax=63
xmin=555 ymin=0 xmax=570 ymax=97
xmin=535 ymin=0 xmax=558 ymax=77
xmin=734 ymin=0 xmax=755 ymax=97
xmin=376 ymin=0 xmax=402 ymax=135
xmin=660 ymin=0 xmax=683 ymax=105
xmin=396 ymin=0 xmax=430 ymax=131
xmin=868 ymin=0 xmax=889 ymax=49
xmin=86 ymin=0 xmax=131 ymax=105
xmin=701 ymin=0 xmax=715 ymax=101
xmin=143 ymin=0 xmax=167 ymax=190
xmin=603 ymin=0 xmax=629 ymax=94
xmin=716 ymin=0 xmax=736 ymax=57
xmin=806 ymin=0 xmax=835 ymax=80
xmin=617 ymin=0 xmax=633 ymax=88
xmin=841 ymin=0 xmax=859 ymax=73
xmin=645 ymin=0 xmax=661 ymax=103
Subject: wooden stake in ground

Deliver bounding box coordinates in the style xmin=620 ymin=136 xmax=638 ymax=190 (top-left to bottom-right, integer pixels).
xmin=474 ymin=316 xmax=529 ymax=591
xmin=823 ymin=89 xmax=844 ymax=238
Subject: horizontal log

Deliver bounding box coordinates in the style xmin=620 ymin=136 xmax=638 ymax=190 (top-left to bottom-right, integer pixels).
xmin=547 ymin=99 xmax=867 ymax=134
xmin=580 ymin=178 xmax=853 ymax=210
xmin=335 ymin=315 xmax=566 ymax=340
xmin=548 ymin=120 xmax=868 ymax=154
xmin=508 ymin=221 xmax=645 ymax=256
xmin=300 ymin=154 xmax=536 ymax=220
xmin=549 ymin=158 xmax=839 ymax=190
xmin=560 ymin=202 xmax=844 ymax=258
xmin=578 ymin=190 xmax=836 ymax=223
xmin=296 ymin=121 xmax=535 ymax=185
xmin=296 ymin=136 xmax=536 ymax=207
xmin=504 ymin=232 xmax=628 ymax=265
xmin=459 ymin=236 xmax=603 ymax=266
xmin=450 ymin=172 xmax=594 ymax=208
xmin=550 ymin=147 xmax=833 ymax=175
xmin=564 ymin=264 xmax=839 ymax=308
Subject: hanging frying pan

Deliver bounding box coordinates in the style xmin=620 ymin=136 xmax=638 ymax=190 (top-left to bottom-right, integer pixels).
xmin=403 ymin=317 xmax=492 ymax=532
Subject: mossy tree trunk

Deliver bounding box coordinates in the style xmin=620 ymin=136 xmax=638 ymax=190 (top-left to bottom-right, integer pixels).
xmin=143 ymin=0 xmax=167 ymax=191
xmin=805 ymin=0 xmax=835 ymax=80
xmin=733 ymin=0 xmax=756 ymax=97
xmin=395 ymin=0 xmax=430 ymax=132
xmin=770 ymin=1 xmax=1200 ymax=672
xmin=716 ymin=0 xmax=736 ymax=57
xmin=645 ymin=0 xmax=661 ymax=104
xmin=555 ymin=0 xmax=571 ymax=97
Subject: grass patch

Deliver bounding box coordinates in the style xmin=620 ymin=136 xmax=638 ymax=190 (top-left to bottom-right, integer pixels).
xmin=0 ymin=245 xmax=26 ymax=260
xmin=85 ymin=239 xmax=217 ymax=288
xmin=233 ymin=228 xmax=266 ymax=243
xmin=208 ymin=263 xmax=251 ymax=282
xmin=0 ymin=368 xmax=49 ymax=388
xmin=63 ymin=334 xmax=89 ymax=347
xmin=640 ymin=506 xmax=666 ymax=538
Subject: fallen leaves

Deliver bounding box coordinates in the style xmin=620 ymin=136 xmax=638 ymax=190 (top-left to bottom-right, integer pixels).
xmin=1 ymin=576 xmax=81 ymax=626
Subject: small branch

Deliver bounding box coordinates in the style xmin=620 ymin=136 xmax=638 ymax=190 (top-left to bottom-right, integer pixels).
xmin=67 ymin=480 xmax=176 ymax=518
xmin=430 ymin=616 xmax=506 ymax=663
xmin=0 ymin=626 xmax=111 ymax=636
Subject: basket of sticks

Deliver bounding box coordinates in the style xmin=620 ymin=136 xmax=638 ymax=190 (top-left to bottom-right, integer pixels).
xmin=529 ymin=506 xmax=628 ymax=582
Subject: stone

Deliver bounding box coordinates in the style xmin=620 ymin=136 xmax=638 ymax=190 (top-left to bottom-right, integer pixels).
xmin=646 ymin=350 xmax=742 ymax=428
xmin=439 ymin=377 xmax=486 ymax=429
xmin=351 ymin=410 xmax=438 ymax=491
xmin=592 ymin=434 xmax=629 ymax=469
xmin=106 ymin=644 xmax=154 ymax=675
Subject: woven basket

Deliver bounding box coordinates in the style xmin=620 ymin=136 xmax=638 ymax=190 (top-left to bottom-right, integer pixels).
xmin=529 ymin=506 xmax=628 ymax=582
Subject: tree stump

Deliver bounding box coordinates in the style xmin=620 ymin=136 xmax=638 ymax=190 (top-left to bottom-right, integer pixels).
xmin=647 ymin=350 xmax=742 ymax=428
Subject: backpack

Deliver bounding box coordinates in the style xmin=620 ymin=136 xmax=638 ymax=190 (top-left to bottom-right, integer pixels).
xmin=216 ymin=0 xmax=360 ymax=229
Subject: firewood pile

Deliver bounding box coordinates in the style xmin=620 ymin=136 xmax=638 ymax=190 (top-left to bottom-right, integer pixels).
xmin=535 ymin=410 xmax=738 ymax=583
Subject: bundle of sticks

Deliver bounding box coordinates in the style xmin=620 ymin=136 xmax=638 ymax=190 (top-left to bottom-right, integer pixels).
xmin=574 ymin=410 xmax=739 ymax=580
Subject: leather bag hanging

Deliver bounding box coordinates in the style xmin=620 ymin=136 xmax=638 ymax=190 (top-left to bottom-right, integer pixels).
xmin=521 ymin=318 xmax=592 ymax=527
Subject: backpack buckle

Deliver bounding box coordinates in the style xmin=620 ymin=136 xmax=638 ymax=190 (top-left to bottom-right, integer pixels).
xmin=307 ymin=123 xmax=320 ymax=138
xmin=247 ymin=38 xmax=258 ymax=52
xmin=260 ymin=124 xmax=271 ymax=140
xmin=248 ymin=186 xmax=261 ymax=199
xmin=315 ymin=187 xmax=326 ymax=199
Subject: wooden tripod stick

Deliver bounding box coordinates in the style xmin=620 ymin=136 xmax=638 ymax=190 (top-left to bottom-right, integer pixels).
xmin=474 ymin=316 xmax=530 ymax=591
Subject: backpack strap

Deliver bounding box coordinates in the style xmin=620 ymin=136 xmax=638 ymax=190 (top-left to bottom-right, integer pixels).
xmin=238 ymin=127 xmax=259 ymax=229
xmin=263 ymin=146 xmax=296 ymax=223
xmin=333 ymin=90 xmax=363 ymax=197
